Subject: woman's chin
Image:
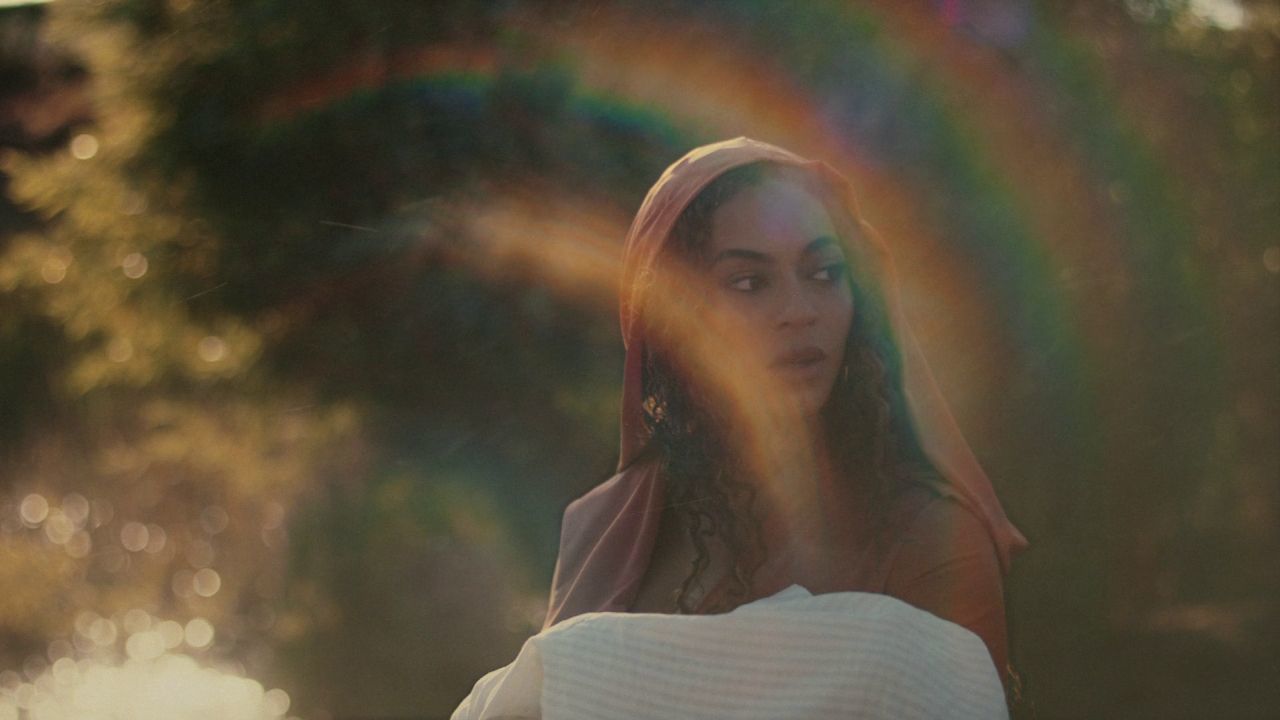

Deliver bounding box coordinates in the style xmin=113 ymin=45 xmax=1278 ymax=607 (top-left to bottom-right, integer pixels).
xmin=759 ymin=386 xmax=832 ymax=431
xmin=783 ymin=377 xmax=838 ymax=422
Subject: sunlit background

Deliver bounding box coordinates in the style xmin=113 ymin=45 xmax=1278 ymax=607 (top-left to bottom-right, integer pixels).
xmin=0 ymin=1 xmax=1276 ymax=718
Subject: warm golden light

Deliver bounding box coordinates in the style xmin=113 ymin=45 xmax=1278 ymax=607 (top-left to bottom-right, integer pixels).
xmin=69 ymin=133 xmax=98 ymax=160
xmin=60 ymin=494 xmax=89 ymax=525
xmin=463 ymin=189 xmax=629 ymax=307
xmin=0 ymin=3 xmax=1272 ymax=718
xmin=144 ymin=524 xmax=167 ymax=554
xmin=42 ymin=510 xmax=74 ymax=545
xmin=120 ymin=521 xmax=149 ymax=552
xmin=87 ymin=617 xmax=117 ymax=647
xmin=263 ymin=688 xmax=291 ymax=716
xmin=40 ymin=257 xmax=67 ymax=284
xmin=171 ymin=568 xmax=195 ymax=598
xmin=18 ymin=494 xmax=48 ymax=526
xmin=0 ymin=648 xmax=293 ymax=719
xmin=122 ymin=608 xmax=151 ymax=634
xmin=192 ymin=568 xmax=222 ymax=598
xmin=64 ymin=531 xmax=91 ymax=559
xmin=107 ymin=337 xmax=134 ymax=363
xmin=183 ymin=618 xmax=214 ymax=649
xmin=1264 ymin=246 xmax=1279 ymax=274
xmin=197 ymin=336 xmax=228 ymax=363
xmin=157 ymin=620 xmax=185 ymax=649
xmin=122 ymin=252 xmax=149 ymax=279
xmin=200 ymin=506 xmax=229 ymax=535
xmin=125 ymin=629 xmax=165 ymax=661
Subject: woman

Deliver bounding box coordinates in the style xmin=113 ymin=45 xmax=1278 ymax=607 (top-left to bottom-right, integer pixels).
xmin=542 ymin=137 xmax=1027 ymax=682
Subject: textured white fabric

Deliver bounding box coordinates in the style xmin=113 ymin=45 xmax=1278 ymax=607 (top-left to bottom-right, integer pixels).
xmin=452 ymin=586 xmax=1007 ymax=720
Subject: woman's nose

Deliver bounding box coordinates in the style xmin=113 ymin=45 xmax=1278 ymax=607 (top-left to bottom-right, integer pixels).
xmin=776 ymin=280 xmax=818 ymax=328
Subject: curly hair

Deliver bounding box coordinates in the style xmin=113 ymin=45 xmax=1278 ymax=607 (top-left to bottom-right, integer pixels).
xmin=640 ymin=161 xmax=934 ymax=613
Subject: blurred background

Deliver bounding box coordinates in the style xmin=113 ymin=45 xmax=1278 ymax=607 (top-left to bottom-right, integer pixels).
xmin=0 ymin=0 xmax=1276 ymax=718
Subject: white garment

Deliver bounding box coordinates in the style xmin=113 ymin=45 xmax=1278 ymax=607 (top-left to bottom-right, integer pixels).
xmin=452 ymin=586 xmax=1007 ymax=720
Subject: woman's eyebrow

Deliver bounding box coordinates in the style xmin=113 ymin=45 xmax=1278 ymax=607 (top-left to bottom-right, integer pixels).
xmin=710 ymin=235 xmax=842 ymax=267
xmin=710 ymin=248 xmax=772 ymax=266
xmin=805 ymin=235 xmax=841 ymax=255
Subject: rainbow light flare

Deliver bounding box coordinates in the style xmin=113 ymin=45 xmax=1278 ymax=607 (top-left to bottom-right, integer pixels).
xmin=247 ymin=1 xmax=1224 ymax=529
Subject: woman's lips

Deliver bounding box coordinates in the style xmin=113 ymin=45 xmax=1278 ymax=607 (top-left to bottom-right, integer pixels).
xmin=772 ymin=347 xmax=827 ymax=370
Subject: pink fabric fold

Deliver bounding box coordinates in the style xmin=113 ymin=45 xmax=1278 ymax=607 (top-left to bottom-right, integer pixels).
xmin=545 ymin=461 xmax=665 ymax=626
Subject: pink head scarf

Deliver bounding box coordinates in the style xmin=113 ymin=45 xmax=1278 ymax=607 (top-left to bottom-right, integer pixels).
xmin=544 ymin=137 xmax=1027 ymax=629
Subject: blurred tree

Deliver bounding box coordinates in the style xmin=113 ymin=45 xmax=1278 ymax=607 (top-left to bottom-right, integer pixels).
xmin=0 ymin=1 xmax=681 ymax=715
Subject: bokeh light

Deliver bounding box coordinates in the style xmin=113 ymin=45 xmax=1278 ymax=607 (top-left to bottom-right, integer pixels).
xmin=200 ymin=507 xmax=229 ymax=535
xmin=120 ymin=522 xmax=149 ymax=552
xmin=40 ymin=256 xmax=66 ymax=284
xmin=60 ymin=494 xmax=89 ymax=525
xmin=42 ymin=511 xmax=73 ymax=545
xmin=192 ymin=568 xmax=222 ymax=598
xmin=1263 ymin=247 xmax=1279 ymax=274
xmin=19 ymin=495 xmax=48 ymax=526
xmin=0 ymin=648 xmax=292 ymax=720
xmin=197 ymin=336 xmax=227 ymax=363
xmin=69 ymin=133 xmax=98 ymax=160
xmin=183 ymin=619 xmax=214 ymax=650
xmin=65 ymin=531 xmax=92 ymax=559
xmin=121 ymin=252 xmax=148 ymax=279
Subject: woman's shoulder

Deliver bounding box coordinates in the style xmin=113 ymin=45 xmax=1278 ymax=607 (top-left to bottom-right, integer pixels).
xmin=876 ymin=468 xmax=1003 ymax=598
xmin=879 ymin=465 xmax=1010 ymax=677
xmin=884 ymin=465 xmax=999 ymax=565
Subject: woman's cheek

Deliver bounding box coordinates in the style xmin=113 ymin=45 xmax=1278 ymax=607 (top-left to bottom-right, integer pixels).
xmin=705 ymin=291 xmax=759 ymax=326
xmin=823 ymin=291 xmax=855 ymax=323
xmin=701 ymin=299 xmax=773 ymax=361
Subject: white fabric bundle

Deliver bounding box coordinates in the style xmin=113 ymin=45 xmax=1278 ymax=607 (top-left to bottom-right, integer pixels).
xmin=452 ymin=586 xmax=1007 ymax=720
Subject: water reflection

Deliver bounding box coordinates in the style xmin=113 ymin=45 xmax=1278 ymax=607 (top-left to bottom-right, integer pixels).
xmin=0 ymin=653 xmax=293 ymax=720
xmin=0 ymin=614 xmax=290 ymax=720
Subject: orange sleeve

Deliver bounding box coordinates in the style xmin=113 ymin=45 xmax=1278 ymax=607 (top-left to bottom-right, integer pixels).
xmin=883 ymin=495 xmax=1010 ymax=681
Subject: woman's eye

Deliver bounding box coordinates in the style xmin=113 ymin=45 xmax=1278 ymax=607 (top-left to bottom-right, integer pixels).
xmin=811 ymin=262 xmax=848 ymax=283
xmin=727 ymin=274 xmax=765 ymax=292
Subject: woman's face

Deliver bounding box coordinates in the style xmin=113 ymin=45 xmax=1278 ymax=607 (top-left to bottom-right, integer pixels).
xmin=700 ymin=177 xmax=854 ymax=419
